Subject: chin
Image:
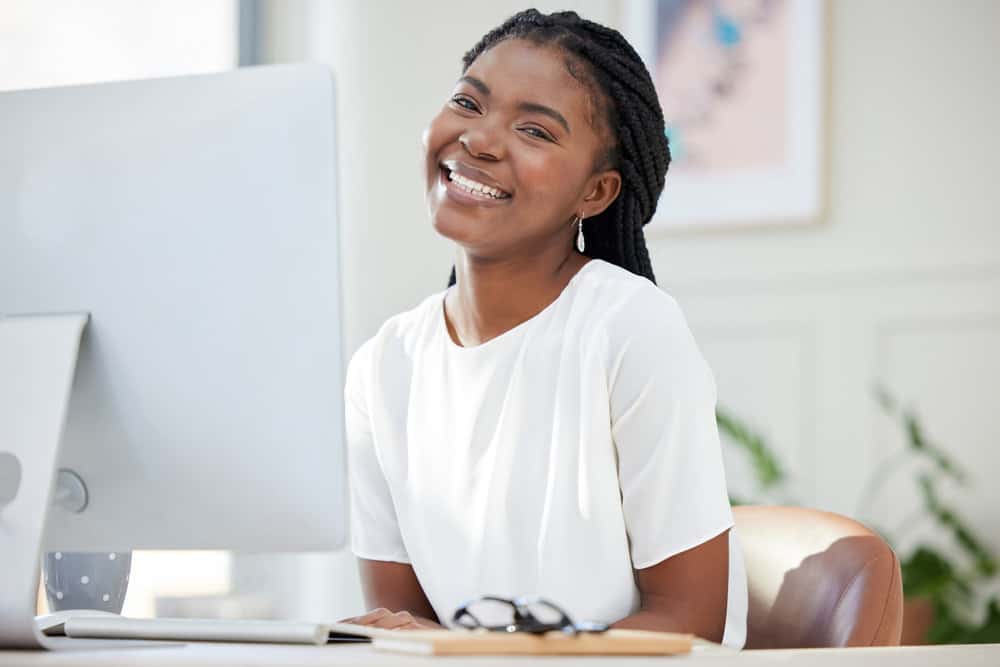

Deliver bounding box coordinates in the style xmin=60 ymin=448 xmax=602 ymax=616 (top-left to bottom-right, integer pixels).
xmin=431 ymin=209 xmax=509 ymax=260
xmin=431 ymin=209 xmax=475 ymax=245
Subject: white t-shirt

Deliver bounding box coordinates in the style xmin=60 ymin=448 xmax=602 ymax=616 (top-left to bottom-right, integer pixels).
xmin=345 ymin=258 xmax=747 ymax=648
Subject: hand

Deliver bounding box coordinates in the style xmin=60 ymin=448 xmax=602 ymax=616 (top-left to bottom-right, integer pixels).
xmin=340 ymin=607 xmax=443 ymax=631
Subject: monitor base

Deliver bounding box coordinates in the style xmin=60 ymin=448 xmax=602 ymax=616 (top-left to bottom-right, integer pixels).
xmin=0 ymin=313 xmax=89 ymax=650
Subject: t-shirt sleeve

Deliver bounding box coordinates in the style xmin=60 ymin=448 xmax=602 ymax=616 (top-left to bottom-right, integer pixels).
xmin=344 ymin=339 xmax=410 ymax=563
xmin=608 ymin=287 xmax=733 ymax=569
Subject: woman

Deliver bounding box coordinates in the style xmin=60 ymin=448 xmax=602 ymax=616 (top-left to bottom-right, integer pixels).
xmin=342 ymin=9 xmax=746 ymax=648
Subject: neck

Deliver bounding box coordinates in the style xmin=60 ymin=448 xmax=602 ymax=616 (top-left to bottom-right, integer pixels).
xmin=445 ymin=246 xmax=589 ymax=347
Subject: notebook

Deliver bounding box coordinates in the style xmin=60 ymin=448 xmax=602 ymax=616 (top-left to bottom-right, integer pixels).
xmin=38 ymin=612 xmax=390 ymax=645
xmin=370 ymin=628 xmax=695 ymax=656
xmin=40 ymin=612 xmax=703 ymax=655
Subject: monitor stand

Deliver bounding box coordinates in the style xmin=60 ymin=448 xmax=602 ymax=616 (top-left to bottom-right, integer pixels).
xmin=0 ymin=313 xmax=88 ymax=649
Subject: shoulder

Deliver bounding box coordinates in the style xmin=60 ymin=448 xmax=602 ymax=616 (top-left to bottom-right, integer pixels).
xmin=576 ymin=259 xmax=690 ymax=342
xmin=578 ymin=261 xmax=710 ymax=393
xmin=345 ymin=290 xmax=443 ymax=393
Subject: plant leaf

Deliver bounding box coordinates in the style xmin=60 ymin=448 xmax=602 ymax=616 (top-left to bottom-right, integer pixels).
xmin=901 ymin=547 xmax=965 ymax=600
xmin=955 ymin=599 xmax=1000 ymax=644
xmin=873 ymin=383 xmax=896 ymax=413
xmin=904 ymin=412 xmax=965 ymax=483
xmin=916 ymin=476 xmax=997 ymax=577
xmin=716 ymin=408 xmax=785 ymax=489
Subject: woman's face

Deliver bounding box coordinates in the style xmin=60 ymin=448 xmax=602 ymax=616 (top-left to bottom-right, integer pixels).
xmin=424 ymin=39 xmax=620 ymax=259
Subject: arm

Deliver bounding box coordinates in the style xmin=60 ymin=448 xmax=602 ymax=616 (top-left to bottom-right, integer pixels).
xmin=611 ymin=529 xmax=729 ymax=642
xmin=344 ymin=558 xmax=442 ymax=629
xmin=607 ymin=288 xmax=736 ymax=644
xmin=341 ymin=342 xmax=441 ymax=630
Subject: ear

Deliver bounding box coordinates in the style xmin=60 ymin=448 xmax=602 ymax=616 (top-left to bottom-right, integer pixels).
xmin=579 ymin=169 xmax=622 ymax=219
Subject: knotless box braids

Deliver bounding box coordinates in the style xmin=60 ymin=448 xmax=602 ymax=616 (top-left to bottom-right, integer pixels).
xmin=446 ymin=8 xmax=670 ymax=287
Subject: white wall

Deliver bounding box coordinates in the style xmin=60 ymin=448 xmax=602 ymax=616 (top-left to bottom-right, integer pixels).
xmin=250 ymin=0 xmax=1000 ymax=620
xmin=670 ymin=0 xmax=1000 ymax=609
xmin=663 ymin=0 xmax=1000 ymax=538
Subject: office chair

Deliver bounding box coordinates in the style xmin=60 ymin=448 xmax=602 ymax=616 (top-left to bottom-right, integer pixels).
xmin=733 ymin=505 xmax=903 ymax=648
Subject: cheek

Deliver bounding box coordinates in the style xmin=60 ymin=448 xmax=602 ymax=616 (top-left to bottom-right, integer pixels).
xmin=423 ymin=112 xmax=457 ymax=183
xmin=513 ymin=148 xmax=589 ymax=212
xmin=517 ymin=152 xmax=558 ymax=194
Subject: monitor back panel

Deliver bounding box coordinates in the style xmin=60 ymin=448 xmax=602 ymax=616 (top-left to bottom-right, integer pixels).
xmin=0 ymin=64 xmax=346 ymax=552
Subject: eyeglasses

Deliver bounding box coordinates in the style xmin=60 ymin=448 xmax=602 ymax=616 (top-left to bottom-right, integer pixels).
xmin=452 ymin=595 xmax=609 ymax=636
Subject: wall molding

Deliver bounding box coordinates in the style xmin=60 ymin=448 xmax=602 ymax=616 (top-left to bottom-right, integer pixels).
xmin=696 ymin=321 xmax=819 ymax=505
xmin=871 ymin=314 xmax=1000 ymax=446
xmin=665 ymin=261 xmax=1000 ymax=297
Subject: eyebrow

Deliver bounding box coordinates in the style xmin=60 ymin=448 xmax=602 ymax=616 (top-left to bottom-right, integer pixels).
xmin=458 ymin=75 xmax=571 ymax=134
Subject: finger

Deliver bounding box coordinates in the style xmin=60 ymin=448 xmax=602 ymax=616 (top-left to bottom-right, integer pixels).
xmin=396 ymin=622 xmax=426 ymax=631
xmin=372 ymin=616 xmax=408 ymax=630
xmin=373 ymin=614 xmax=416 ymax=630
xmin=344 ymin=608 xmax=392 ymax=625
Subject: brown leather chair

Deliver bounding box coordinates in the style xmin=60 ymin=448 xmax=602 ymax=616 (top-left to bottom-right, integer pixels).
xmin=733 ymin=505 xmax=903 ymax=649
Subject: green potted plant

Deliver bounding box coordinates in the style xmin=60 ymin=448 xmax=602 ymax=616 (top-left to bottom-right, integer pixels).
xmin=865 ymin=386 xmax=999 ymax=644
xmin=716 ymin=389 xmax=1000 ymax=645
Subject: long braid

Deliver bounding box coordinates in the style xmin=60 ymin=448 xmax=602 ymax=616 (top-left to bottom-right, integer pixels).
xmin=448 ymin=9 xmax=670 ymax=287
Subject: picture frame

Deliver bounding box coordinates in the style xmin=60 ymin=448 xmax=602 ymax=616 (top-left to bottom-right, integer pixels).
xmin=622 ymin=0 xmax=824 ymax=231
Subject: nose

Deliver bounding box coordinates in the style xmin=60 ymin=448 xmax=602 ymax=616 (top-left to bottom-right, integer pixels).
xmin=459 ymin=124 xmax=504 ymax=162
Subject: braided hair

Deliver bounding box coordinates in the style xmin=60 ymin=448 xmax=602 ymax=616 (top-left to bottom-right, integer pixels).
xmin=447 ymin=8 xmax=669 ymax=286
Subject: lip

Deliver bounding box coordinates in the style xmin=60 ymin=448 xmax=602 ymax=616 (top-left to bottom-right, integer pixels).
xmin=438 ymin=167 xmax=512 ymax=208
xmin=440 ymin=159 xmax=512 ymax=198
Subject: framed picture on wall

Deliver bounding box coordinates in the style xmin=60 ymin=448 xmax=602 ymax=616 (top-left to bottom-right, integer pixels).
xmin=623 ymin=0 xmax=824 ymax=231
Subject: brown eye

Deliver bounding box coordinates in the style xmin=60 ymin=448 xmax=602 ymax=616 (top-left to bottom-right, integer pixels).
xmin=450 ymin=95 xmax=480 ymax=112
xmin=520 ymin=126 xmax=554 ymax=142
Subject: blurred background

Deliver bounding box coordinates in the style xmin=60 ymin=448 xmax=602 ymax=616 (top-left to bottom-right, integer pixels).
xmin=5 ymin=0 xmax=998 ymax=645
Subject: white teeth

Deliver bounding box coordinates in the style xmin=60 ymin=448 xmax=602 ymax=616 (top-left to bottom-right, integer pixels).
xmin=447 ymin=170 xmax=508 ymax=199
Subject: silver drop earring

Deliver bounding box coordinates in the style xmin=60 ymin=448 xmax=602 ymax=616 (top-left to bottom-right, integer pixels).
xmin=575 ymin=214 xmax=586 ymax=253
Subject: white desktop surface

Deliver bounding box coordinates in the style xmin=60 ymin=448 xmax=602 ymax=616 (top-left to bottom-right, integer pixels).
xmin=1 ymin=642 xmax=998 ymax=666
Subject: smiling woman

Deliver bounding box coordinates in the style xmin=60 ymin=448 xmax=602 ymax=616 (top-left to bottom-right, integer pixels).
xmin=427 ymin=37 xmax=620 ymax=276
xmin=342 ymin=9 xmax=747 ymax=649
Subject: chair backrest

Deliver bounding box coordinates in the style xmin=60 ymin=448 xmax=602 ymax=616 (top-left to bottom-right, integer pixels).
xmin=733 ymin=505 xmax=903 ymax=649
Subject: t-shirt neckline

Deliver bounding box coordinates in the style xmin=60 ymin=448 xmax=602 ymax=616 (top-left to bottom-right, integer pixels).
xmin=440 ymin=259 xmax=599 ymax=353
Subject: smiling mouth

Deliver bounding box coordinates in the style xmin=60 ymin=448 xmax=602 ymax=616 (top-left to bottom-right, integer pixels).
xmin=440 ymin=165 xmax=512 ymax=200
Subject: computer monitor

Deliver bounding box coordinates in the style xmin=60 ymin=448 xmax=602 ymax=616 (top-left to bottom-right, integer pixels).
xmin=0 ymin=64 xmax=346 ymax=553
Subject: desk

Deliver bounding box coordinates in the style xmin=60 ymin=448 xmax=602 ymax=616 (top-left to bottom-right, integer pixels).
xmin=1 ymin=643 xmax=998 ymax=666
